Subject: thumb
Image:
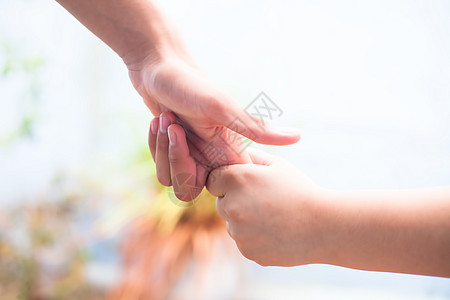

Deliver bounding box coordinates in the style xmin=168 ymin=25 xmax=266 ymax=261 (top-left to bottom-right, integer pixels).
xmin=216 ymin=101 xmax=301 ymax=146
xmin=168 ymin=124 xmax=205 ymax=201
xmin=205 ymin=165 xmax=234 ymax=198
xmin=205 ymin=148 xmax=275 ymax=197
xmin=247 ymin=148 xmax=275 ymax=166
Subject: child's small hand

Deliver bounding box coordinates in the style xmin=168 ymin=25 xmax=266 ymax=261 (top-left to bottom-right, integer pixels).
xmin=152 ymin=114 xmax=450 ymax=276
xmin=206 ymin=149 xmax=328 ymax=267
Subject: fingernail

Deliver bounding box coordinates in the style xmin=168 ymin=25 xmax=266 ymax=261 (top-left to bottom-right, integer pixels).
xmin=151 ymin=118 xmax=158 ymax=135
xmin=168 ymin=126 xmax=177 ymax=146
xmin=160 ymin=116 xmax=170 ymax=133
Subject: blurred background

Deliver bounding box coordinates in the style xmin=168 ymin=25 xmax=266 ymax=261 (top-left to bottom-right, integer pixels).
xmin=1 ymin=0 xmax=450 ymax=299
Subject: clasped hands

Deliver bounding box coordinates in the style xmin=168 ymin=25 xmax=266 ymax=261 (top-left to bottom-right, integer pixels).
xmin=148 ymin=110 xmax=328 ymax=267
xmin=127 ymin=51 xmax=309 ymax=267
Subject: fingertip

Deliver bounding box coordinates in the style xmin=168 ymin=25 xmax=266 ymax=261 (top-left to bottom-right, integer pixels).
xmin=149 ymin=118 xmax=160 ymax=161
xmin=156 ymin=171 xmax=172 ymax=187
xmin=205 ymin=166 xmax=227 ymax=197
xmin=254 ymin=127 xmax=301 ymax=145
xmin=150 ymin=117 xmax=159 ymax=135
xmin=168 ymin=124 xmax=189 ymax=149
xmin=167 ymin=125 xmax=177 ymax=147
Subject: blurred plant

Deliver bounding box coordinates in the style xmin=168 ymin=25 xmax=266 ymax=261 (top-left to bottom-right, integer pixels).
xmin=0 ymin=176 xmax=105 ymax=300
xmin=103 ymin=145 xmax=235 ymax=300
xmin=108 ymin=191 xmax=230 ymax=300
xmin=0 ymin=40 xmax=45 ymax=146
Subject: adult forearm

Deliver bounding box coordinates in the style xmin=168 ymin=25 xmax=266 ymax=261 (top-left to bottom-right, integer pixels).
xmin=55 ymin=0 xmax=180 ymax=68
xmin=320 ymin=187 xmax=450 ymax=277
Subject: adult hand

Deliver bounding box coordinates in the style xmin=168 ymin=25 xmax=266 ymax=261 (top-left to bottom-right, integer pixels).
xmin=129 ymin=56 xmax=301 ymax=145
xmin=136 ymin=52 xmax=303 ymax=197
xmin=123 ymin=7 xmax=301 ymax=194
xmin=57 ymin=0 xmax=300 ymax=195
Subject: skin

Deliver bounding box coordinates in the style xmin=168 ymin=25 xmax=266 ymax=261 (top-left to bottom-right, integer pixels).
xmin=150 ymin=116 xmax=450 ymax=277
xmin=56 ymin=0 xmax=301 ymax=197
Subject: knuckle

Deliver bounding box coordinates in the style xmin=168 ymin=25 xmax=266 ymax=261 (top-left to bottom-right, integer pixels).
xmin=223 ymin=168 xmax=242 ymax=187
xmin=225 ymin=205 xmax=243 ymax=222
xmin=239 ymin=167 xmax=256 ymax=181
xmin=232 ymin=167 xmax=255 ymax=187
xmin=240 ymin=248 xmax=266 ymax=266
xmin=256 ymin=260 xmax=270 ymax=267
xmin=238 ymin=246 xmax=256 ymax=262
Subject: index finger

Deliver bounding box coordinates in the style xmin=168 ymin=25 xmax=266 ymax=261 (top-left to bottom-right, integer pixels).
xmin=168 ymin=124 xmax=206 ymax=201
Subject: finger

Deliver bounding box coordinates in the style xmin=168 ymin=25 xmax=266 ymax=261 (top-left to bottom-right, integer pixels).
xmin=215 ymin=100 xmax=301 ymax=146
xmin=215 ymin=196 xmax=229 ymax=220
xmin=148 ymin=117 xmax=159 ymax=161
xmin=247 ymin=148 xmax=275 ymax=166
xmin=206 ymin=165 xmax=236 ymax=198
xmin=225 ymin=221 xmax=239 ymax=241
xmin=141 ymin=94 xmax=162 ymax=117
xmin=167 ymin=124 xmax=203 ymax=201
xmin=195 ymin=163 xmax=209 ymax=190
xmin=185 ymin=128 xmax=251 ymax=167
xmin=156 ymin=112 xmax=176 ymax=186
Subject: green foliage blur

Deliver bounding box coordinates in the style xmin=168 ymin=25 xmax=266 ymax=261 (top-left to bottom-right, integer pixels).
xmin=0 ymin=40 xmax=45 ymax=145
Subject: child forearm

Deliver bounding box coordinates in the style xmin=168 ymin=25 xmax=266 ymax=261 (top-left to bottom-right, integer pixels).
xmin=320 ymin=187 xmax=450 ymax=277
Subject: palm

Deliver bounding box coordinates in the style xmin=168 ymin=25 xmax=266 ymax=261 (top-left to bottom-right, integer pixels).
xmin=131 ymin=59 xmax=251 ymax=165
xmin=130 ymin=60 xmax=228 ymax=137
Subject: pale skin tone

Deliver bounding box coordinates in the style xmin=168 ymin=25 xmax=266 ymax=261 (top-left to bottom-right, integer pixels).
xmin=56 ymin=0 xmax=300 ymax=198
xmin=149 ymin=113 xmax=450 ymax=278
xmin=57 ymin=1 xmax=450 ymax=277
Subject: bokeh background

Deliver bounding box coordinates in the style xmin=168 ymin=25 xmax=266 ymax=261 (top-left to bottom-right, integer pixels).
xmin=1 ymin=0 xmax=450 ymax=299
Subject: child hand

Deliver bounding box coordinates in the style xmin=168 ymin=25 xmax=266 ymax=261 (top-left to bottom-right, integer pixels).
xmin=152 ymin=115 xmax=326 ymax=266
xmin=152 ymin=115 xmax=450 ymax=276
xmin=206 ymin=149 xmax=328 ymax=266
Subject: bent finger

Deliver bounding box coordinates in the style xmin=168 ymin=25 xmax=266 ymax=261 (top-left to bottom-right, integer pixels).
xmin=156 ymin=112 xmax=176 ymax=186
xmin=215 ymin=196 xmax=229 ymax=220
xmin=148 ymin=117 xmax=159 ymax=161
xmin=248 ymin=148 xmax=275 ymax=166
xmin=206 ymin=165 xmax=235 ymax=198
xmin=168 ymin=124 xmax=204 ymax=201
xmin=215 ymin=99 xmax=301 ymax=146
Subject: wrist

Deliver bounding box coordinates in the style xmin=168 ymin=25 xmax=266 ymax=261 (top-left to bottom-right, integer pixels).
xmin=303 ymin=188 xmax=344 ymax=265
xmin=122 ymin=39 xmax=176 ymax=72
